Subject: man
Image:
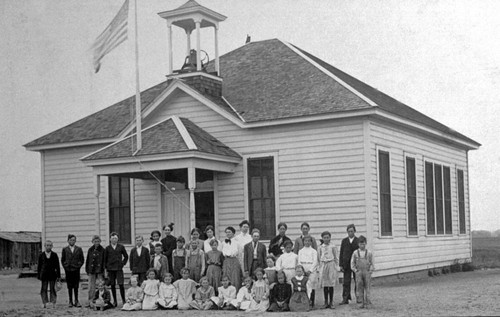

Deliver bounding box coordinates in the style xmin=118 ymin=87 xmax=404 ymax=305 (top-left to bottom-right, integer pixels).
xmin=38 ymin=240 xmax=61 ymax=308
xmin=243 ymin=228 xmax=267 ymax=277
xmin=104 ymin=232 xmax=129 ymax=307
xmin=339 ymin=224 xmax=359 ymax=304
xmin=129 ymin=235 xmax=150 ymax=285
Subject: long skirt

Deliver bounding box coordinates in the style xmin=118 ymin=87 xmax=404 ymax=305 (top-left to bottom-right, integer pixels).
xmin=223 ymin=257 xmax=242 ymax=292
xmin=289 ymin=291 xmax=309 ymax=312
xmin=206 ymin=264 xmax=222 ymax=294
xmin=319 ymin=260 xmax=337 ymax=287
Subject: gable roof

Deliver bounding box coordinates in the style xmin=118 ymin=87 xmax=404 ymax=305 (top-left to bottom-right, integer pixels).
xmin=82 ymin=116 xmax=240 ymax=161
xmin=25 ymin=38 xmax=479 ymax=149
xmin=0 ymin=231 xmax=41 ymax=243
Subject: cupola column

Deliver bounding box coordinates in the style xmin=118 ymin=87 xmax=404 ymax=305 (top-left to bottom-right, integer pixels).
xmin=214 ymin=25 xmax=220 ymax=75
xmin=167 ymin=22 xmax=173 ymax=74
xmin=195 ymin=19 xmax=201 ymax=71
xmin=186 ymin=30 xmax=192 ymax=56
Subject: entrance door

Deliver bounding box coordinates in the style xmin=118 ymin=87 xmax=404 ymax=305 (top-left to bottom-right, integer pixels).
xmin=195 ymin=191 xmax=215 ymax=240
xmin=162 ymin=190 xmax=191 ymax=238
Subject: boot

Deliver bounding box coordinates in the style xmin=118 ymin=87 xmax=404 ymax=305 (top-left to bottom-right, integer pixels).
xmin=119 ymin=285 xmax=126 ymax=306
xmin=74 ymin=288 xmax=81 ymax=307
xmin=68 ymin=288 xmax=74 ymax=307
xmin=110 ymin=286 xmax=117 ymax=307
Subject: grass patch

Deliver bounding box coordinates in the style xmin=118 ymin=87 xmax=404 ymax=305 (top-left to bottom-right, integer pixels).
xmin=472 ymin=237 xmax=500 ymax=269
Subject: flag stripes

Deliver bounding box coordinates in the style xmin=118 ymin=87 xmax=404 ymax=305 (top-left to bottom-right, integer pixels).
xmin=92 ymin=0 xmax=129 ymax=73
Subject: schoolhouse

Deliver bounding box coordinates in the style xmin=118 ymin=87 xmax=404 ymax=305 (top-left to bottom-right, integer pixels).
xmin=24 ymin=0 xmax=480 ymax=277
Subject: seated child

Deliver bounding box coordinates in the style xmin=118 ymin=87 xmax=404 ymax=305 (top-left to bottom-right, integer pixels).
xmin=247 ymin=268 xmax=270 ymax=312
xmin=264 ymin=255 xmax=278 ymax=287
xmin=268 ymin=270 xmax=292 ymax=312
xmin=229 ymin=275 xmax=253 ymax=310
xmin=190 ymin=276 xmax=215 ymax=310
xmin=289 ymin=265 xmax=309 ymax=312
xmin=121 ymin=275 xmax=143 ymax=311
xmin=91 ymin=279 xmax=113 ymax=311
xmin=211 ymin=275 xmax=236 ymax=310
xmin=173 ymin=267 xmax=197 ymax=310
xmin=157 ymin=273 xmax=178 ymax=309
xmin=141 ymin=269 xmax=160 ymax=310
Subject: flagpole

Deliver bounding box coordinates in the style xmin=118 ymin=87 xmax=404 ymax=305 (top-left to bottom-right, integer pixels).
xmin=133 ymin=0 xmax=142 ymax=154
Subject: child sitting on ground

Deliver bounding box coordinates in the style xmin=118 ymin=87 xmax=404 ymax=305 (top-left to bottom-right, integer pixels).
xmin=289 ymin=265 xmax=309 ymax=312
xmin=211 ymin=275 xmax=236 ymax=310
xmin=157 ymin=273 xmax=178 ymax=309
xmin=268 ymin=270 xmax=292 ymax=312
xmin=173 ymin=267 xmax=197 ymax=310
xmin=351 ymin=235 xmax=374 ymax=309
xmin=247 ymin=267 xmax=270 ymax=312
xmin=91 ymin=279 xmax=113 ymax=311
xmin=141 ymin=269 xmax=160 ymax=310
xmin=229 ymin=275 xmax=253 ymax=310
xmin=121 ymin=275 xmax=143 ymax=311
xmin=190 ymin=276 xmax=215 ymax=310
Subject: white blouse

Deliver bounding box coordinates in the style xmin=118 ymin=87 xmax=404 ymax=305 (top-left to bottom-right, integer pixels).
xmin=221 ymin=238 xmax=239 ymax=258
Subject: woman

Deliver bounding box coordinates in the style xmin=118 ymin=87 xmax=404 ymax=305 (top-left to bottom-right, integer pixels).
xmin=186 ymin=228 xmax=204 ymax=251
xmin=221 ymin=226 xmax=242 ymax=292
xmin=268 ymin=222 xmax=291 ymax=258
xmin=203 ymin=225 xmax=222 ymax=252
xmin=161 ymin=223 xmax=177 ymax=274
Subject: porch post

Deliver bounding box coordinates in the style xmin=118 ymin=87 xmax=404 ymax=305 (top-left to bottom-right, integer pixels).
xmin=188 ymin=167 xmax=196 ymax=230
xmin=94 ymin=175 xmax=101 ymax=235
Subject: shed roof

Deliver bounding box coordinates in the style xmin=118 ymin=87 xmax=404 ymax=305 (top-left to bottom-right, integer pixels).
xmin=0 ymin=231 xmax=41 ymax=243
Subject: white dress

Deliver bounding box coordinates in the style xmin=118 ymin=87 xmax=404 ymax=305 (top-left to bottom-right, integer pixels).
xmin=235 ymin=232 xmax=252 ymax=270
xmin=298 ymin=246 xmax=319 ymax=297
xmin=211 ymin=285 xmax=237 ymax=307
xmin=230 ymin=286 xmax=253 ymax=310
xmin=276 ymin=251 xmax=298 ymax=284
xmin=141 ymin=279 xmax=160 ymax=310
xmin=157 ymin=282 xmax=178 ymax=309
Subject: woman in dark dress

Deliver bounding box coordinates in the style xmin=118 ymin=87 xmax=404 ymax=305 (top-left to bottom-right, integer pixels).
xmin=161 ymin=223 xmax=177 ymax=274
xmin=268 ymin=222 xmax=291 ymax=258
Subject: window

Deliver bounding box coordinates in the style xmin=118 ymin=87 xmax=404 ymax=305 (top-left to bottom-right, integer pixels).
xmin=425 ymin=161 xmax=452 ymax=235
xmin=457 ymin=169 xmax=466 ymax=234
xmin=109 ymin=177 xmax=131 ymax=244
xmin=406 ymin=157 xmax=418 ymax=236
xmin=378 ymin=150 xmax=392 ymax=236
xmin=247 ymin=157 xmax=275 ymax=240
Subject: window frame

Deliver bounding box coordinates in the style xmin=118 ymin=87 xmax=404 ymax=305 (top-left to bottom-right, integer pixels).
xmin=107 ymin=176 xmax=134 ymax=245
xmin=456 ymin=168 xmax=466 ymax=235
xmin=404 ymin=153 xmax=419 ymax=237
xmin=243 ymin=152 xmax=280 ymax=241
xmin=376 ymin=146 xmax=393 ymax=238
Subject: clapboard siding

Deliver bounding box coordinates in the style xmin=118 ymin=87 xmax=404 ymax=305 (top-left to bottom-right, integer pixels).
xmin=133 ymin=179 xmax=160 ymax=239
xmin=368 ymin=120 xmax=471 ymax=276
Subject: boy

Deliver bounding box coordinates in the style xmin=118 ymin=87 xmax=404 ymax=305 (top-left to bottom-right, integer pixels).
xmin=243 ymin=228 xmax=267 ymax=278
xmin=38 ymin=240 xmax=61 ymax=308
xmin=61 ymin=234 xmax=84 ymax=307
xmin=129 ymin=235 xmax=150 ymax=285
xmin=91 ymin=279 xmax=113 ymax=311
xmin=350 ymin=235 xmax=374 ymax=308
xmin=339 ymin=224 xmax=359 ymax=304
xmin=104 ymin=232 xmax=129 ymax=307
xmin=85 ymin=235 xmax=105 ymax=307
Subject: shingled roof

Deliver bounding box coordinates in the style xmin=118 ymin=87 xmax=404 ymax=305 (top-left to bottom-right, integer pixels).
xmin=25 ymin=38 xmax=479 ymax=149
xmin=82 ymin=116 xmax=240 ymax=161
xmin=0 ymin=231 xmax=41 ymax=243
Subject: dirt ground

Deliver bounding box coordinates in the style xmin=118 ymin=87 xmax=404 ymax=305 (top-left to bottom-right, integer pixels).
xmin=1 ymin=269 xmax=500 ymax=317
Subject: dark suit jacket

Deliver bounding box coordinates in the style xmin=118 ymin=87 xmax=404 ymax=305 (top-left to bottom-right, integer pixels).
xmin=37 ymin=251 xmax=61 ymax=281
xmin=129 ymin=246 xmax=150 ymax=274
xmin=61 ymin=245 xmax=84 ymax=272
xmin=339 ymin=236 xmax=359 ymax=271
xmin=93 ymin=288 xmax=111 ymax=304
xmin=104 ymin=244 xmax=128 ymax=271
xmin=243 ymin=241 xmax=267 ymax=274
xmin=86 ymin=245 xmax=105 ymax=274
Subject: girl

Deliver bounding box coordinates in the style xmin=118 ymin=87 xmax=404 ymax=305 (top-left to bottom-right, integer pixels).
xmin=172 ymin=236 xmax=186 ymax=281
xmin=204 ymin=225 xmax=222 ymax=252
xmin=161 ymin=223 xmax=177 ymax=275
xmin=149 ymin=230 xmax=162 ymax=256
xmin=276 ymin=240 xmax=297 ymax=284
xmin=211 ymin=275 xmax=236 ymax=310
xmin=289 ymin=265 xmax=309 ymax=312
xmin=141 ymin=269 xmax=160 ymax=310
xmin=264 ymin=255 xmax=278 ymax=287
xmin=229 ymin=275 xmax=253 ymax=310
xmin=187 ymin=228 xmax=204 ymax=251
xmin=173 ymin=267 xmax=197 ymax=310
xmin=293 ymin=222 xmax=318 ymax=253
xmin=221 ymin=226 xmax=242 ymax=292
xmin=61 ymin=234 xmax=84 ymax=307
xmin=247 ymin=268 xmax=270 ymax=312
xmin=298 ymin=235 xmax=318 ymax=308
xmin=150 ymin=243 xmax=169 ymax=281
xmin=186 ymin=239 xmax=205 ymax=282
xmin=121 ymin=275 xmax=143 ymax=311
xmin=205 ymin=239 xmax=224 ymax=293
xmin=268 ymin=270 xmax=292 ymax=312
xmin=190 ymin=276 xmax=215 ymax=310
xmin=91 ymin=279 xmax=113 ymax=311
xmin=318 ymin=231 xmax=339 ymax=309
xmin=157 ymin=273 xmax=178 ymax=309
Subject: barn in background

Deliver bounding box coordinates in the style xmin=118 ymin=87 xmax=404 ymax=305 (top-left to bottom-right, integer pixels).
xmin=24 ymin=0 xmax=480 ymax=277
xmin=0 ymin=231 xmax=41 ymax=269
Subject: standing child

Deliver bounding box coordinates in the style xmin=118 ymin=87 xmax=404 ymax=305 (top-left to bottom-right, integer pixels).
xmin=104 ymin=232 xmax=129 ymax=307
xmin=247 ymin=268 xmax=270 ymax=312
xmin=276 ymin=240 xmax=297 ymax=284
xmin=190 ymin=276 xmax=215 ymax=310
xmin=141 ymin=269 xmax=160 ymax=310
xmin=205 ymin=239 xmax=224 ymax=293
xmin=157 ymin=273 xmax=178 ymax=309
xmin=264 ymin=255 xmax=278 ymax=287
xmin=38 ymin=240 xmax=61 ymax=309
xmin=289 ymin=265 xmax=309 ymax=312
xmin=149 ymin=230 xmax=162 ymax=256
xmin=91 ymin=279 xmax=113 ymax=311
xmin=186 ymin=240 xmax=205 ymax=282
xmin=129 ymin=235 xmax=150 ymax=285
xmin=350 ymin=235 xmax=374 ymax=309
xmin=61 ymin=234 xmax=84 ymax=307
xmin=173 ymin=267 xmax=197 ymax=310
xmin=229 ymin=275 xmax=253 ymax=310
xmin=298 ymin=235 xmax=318 ymax=308
xmin=211 ymin=275 xmax=236 ymax=310
xmin=268 ymin=270 xmax=292 ymax=312
xmin=121 ymin=276 xmax=143 ymax=311
xmin=151 ymin=243 xmax=169 ymax=281
xmin=172 ymin=236 xmax=186 ymax=281
xmin=85 ymin=235 xmax=105 ymax=308
xmin=318 ymin=231 xmax=339 ymax=309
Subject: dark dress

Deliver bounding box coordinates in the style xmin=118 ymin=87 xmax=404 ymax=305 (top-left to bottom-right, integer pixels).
xmin=268 ymin=234 xmax=291 ymax=258
xmin=268 ymin=282 xmax=292 ymax=312
xmin=161 ymin=235 xmax=177 ymax=274
xmin=205 ymin=250 xmax=224 ymax=294
xmin=289 ymin=276 xmax=309 ymax=312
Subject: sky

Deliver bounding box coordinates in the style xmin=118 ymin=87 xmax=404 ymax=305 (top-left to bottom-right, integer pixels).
xmin=0 ymin=0 xmax=499 ymax=232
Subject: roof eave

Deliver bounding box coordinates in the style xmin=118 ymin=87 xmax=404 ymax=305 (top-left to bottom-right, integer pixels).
xmin=24 ymin=138 xmax=117 ymax=152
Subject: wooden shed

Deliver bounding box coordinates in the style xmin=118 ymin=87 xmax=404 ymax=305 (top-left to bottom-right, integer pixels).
xmin=0 ymin=231 xmax=41 ymax=269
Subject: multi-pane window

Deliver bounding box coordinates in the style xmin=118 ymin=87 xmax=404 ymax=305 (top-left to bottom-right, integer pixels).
xmin=248 ymin=157 xmax=275 ymax=240
xmin=378 ymin=150 xmax=392 ymax=236
xmin=406 ymin=157 xmax=418 ymax=236
xmin=109 ymin=177 xmax=131 ymax=244
xmin=425 ymin=162 xmax=452 ymax=235
xmin=457 ymin=169 xmax=466 ymax=234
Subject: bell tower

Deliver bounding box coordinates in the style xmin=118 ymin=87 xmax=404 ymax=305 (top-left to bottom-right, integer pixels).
xmin=158 ymin=0 xmax=227 ymax=77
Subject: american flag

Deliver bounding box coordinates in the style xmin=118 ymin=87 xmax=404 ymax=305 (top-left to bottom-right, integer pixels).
xmin=92 ymin=0 xmax=129 ymax=73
